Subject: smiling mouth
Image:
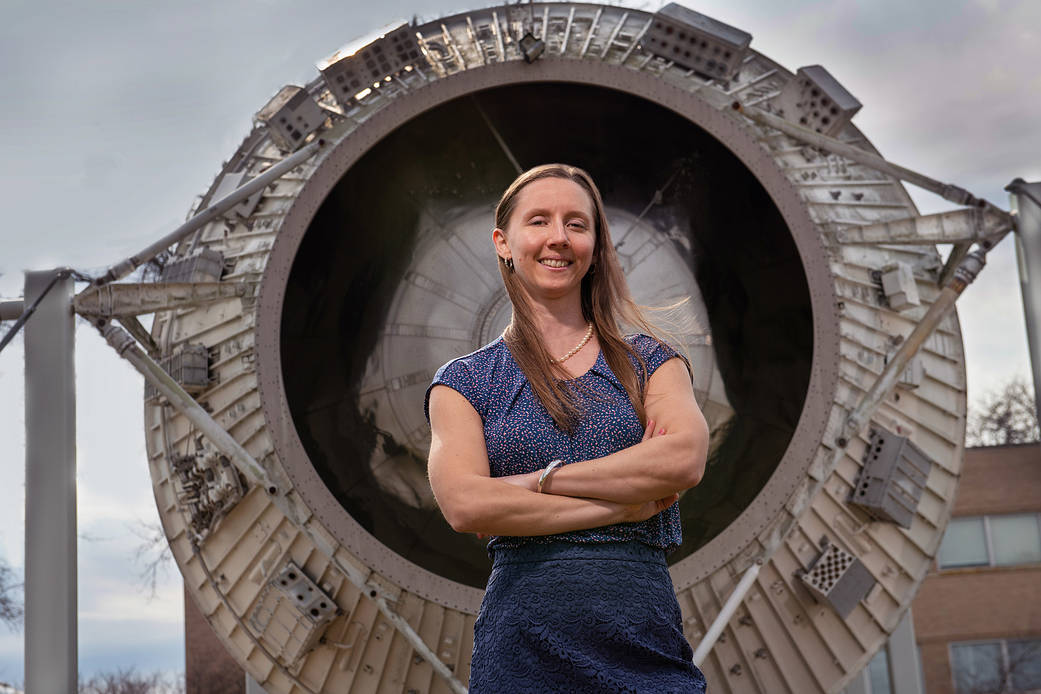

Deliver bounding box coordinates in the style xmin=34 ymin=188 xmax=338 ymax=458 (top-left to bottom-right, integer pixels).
xmin=539 ymin=259 xmax=572 ymax=268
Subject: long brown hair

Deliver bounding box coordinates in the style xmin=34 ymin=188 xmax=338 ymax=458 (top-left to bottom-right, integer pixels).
xmin=495 ymin=163 xmax=679 ymax=432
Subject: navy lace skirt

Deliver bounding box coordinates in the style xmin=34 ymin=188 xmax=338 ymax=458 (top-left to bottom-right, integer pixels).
xmin=470 ymin=541 xmax=707 ymax=693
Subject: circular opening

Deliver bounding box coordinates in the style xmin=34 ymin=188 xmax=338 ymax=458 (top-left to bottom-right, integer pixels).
xmin=280 ymin=82 xmax=812 ymax=588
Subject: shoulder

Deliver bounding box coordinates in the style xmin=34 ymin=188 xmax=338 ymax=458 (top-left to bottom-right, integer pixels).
xmin=624 ymin=333 xmax=688 ymax=382
xmin=426 ymin=337 xmax=509 ymax=421
xmin=432 ymin=336 xmax=509 ymax=382
xmin=624 ymin=333 xmax=678 ymax=361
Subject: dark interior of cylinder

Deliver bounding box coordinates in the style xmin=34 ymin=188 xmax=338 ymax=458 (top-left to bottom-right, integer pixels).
xmin=281 ymin=82 xmax=812 ymax=588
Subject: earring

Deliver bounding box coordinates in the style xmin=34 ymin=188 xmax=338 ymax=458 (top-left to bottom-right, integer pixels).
xmin=503 ymin=257 xmax=514 ymax=271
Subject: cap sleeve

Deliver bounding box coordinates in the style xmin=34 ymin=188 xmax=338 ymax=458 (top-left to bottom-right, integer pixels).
xmin=424 ymin=358 xmax=483 ymax=423
xmin=627 ymin=334 xmax=689 ymax=386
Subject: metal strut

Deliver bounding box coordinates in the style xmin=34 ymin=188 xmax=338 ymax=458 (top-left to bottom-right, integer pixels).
xmin=691 ymin=561 xmax=762 ymax=666
xmin=95 ymin=138 xmax=326 ymax=286
xmin=74 ymin=281 xmax=258 ymax=317
xmin=97 ymin=322 xmax=469 ymax=694
xmin=828 ymin=207 xmax=1011 ymax=246
xmin=731 ymin=101 xmax=1012 ymax=220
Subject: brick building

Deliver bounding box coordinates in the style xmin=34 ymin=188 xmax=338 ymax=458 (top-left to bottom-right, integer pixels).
xmin=185 ymin=586 xmax=245 ymax=694
xmin=912 ymin=442 xmax=1041 ymax=693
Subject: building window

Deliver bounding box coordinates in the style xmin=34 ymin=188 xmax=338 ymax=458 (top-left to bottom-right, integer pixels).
xmin=939 ymin=517 xmax=988 ymax=567
xmin=938 ymin=513 xmax=1041 ymax=569
xmin=950 ymin=638 xmax=1041 ymax=693
xmin=1008 ymin=639 xmax=1041 ymax=690
xmin=990 ymin=514 xmax=1041 ymax=565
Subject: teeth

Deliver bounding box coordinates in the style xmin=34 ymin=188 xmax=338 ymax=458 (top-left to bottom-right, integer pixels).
xmin=540 ymin=259 xmax=570 ymax=268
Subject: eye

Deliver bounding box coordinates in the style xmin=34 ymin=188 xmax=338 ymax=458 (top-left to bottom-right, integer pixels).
xmin=529 ymin=216 xmax=547 ymax=225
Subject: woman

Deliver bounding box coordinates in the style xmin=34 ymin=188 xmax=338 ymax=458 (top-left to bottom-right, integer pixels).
xmin=425 ymin=163 xmax=710 ymax=692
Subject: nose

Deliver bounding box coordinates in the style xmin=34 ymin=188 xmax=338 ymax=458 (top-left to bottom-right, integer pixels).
xmin=548 ymin=218 xmax=570 ymax=246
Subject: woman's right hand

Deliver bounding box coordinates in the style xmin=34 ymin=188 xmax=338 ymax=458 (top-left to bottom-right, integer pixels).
xmin=621 ymin=492 xmax=680 ymax=523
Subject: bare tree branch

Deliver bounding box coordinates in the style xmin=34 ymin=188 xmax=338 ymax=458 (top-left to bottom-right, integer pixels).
xmin=78 ymin=667 xmax=183 ymax=694
xmin=127 ymin=520 xmax=173 ymax=602
xmin=966 ymin=374 xmax=1039 ymax=447
xmin=0 ymin=558 xmax=23 ymax=631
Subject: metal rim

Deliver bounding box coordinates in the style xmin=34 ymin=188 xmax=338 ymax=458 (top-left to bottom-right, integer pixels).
xmin=256 ymin=56 xmax=841 ymax=613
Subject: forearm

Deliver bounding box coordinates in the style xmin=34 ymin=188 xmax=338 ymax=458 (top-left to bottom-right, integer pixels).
xmin=544 ymin=432 xmax=706 ymax=504
xmin=438 ymin=474 xmax=634 ymax=536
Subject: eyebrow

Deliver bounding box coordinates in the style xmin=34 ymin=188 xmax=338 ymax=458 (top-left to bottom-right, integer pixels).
xmin=524 ymin=207 xmax=592 ymax=220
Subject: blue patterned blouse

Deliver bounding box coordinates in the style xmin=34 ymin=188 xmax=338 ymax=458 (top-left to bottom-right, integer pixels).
xmin=424 ymin=333 xmax=684 ymax=554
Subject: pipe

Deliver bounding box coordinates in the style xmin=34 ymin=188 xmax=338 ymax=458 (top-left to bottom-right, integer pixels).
xmin=831 ymin=207 xmax=1011 ymax=246
xmin=74 ymin=281 xmax=258 ymax=317
xmin=692 ymin=561 xmax=762 ymax=666
xmin=95 ymin=138 xmax=326 ymax=286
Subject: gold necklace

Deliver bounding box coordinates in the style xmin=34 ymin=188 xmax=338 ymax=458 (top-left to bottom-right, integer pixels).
xmin=549 ymin=323 xmax=594 ymax=364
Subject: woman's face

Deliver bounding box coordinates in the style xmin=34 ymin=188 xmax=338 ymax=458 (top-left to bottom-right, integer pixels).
xmin=493 ymin=177 xmax=597 ymax=303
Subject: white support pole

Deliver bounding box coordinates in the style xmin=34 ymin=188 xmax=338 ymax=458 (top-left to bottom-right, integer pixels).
xmin=692 ymin=560 xmax=761 ymax=666
xmin=889 ymin=609 xmax=924 ymax=694
xmin=24 ymin=269 xmax=77 ymax=694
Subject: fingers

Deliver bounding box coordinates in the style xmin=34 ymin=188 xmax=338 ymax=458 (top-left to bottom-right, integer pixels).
xmin=641 ymin=419 xmax=668 ymax=442
xmin=655 ymin=493 xmax=680 ymax=512
xmin=641 ymin=418 xmax=656 ymax=442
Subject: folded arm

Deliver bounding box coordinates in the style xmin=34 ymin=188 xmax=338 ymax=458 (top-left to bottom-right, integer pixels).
xmin=535 ymin=357 xmax=709 ymax=504
xmin=427 ymin=385 xmax=675 ymax=536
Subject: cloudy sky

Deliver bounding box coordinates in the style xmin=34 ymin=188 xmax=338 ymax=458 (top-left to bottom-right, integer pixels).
xmin=1 ymin=0 xmax=1038 ymax=686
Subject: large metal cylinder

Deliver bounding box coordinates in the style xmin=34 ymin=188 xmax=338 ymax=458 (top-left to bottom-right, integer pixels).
xmin=144 ymin=5 xmax=968 ymax=692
